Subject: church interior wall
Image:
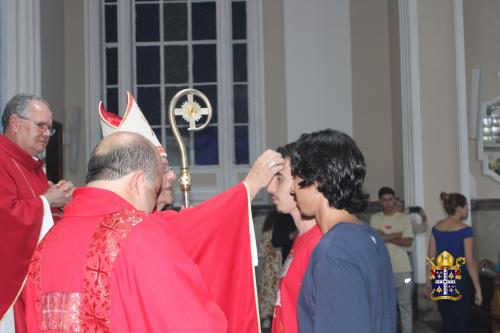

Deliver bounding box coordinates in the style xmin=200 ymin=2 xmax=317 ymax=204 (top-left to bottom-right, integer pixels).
xmin=282 ymin=0 xmax=353 ymax=143
xmin=387 ymin=0 xmax=405 ymax=199
xmin=464 ymin=0 xmax=500 ymax=199
xmin=63 ymin=0 xmax=86 ymax=186
xmin=262 ymin=0 xmax=288 ymax=150
xmin=350 ymin=0 xmax=396 ymax=201
xmin=418 ymin=0 xmax=461 ymax=226
xmin=40 ymin=0 xmax=65 ymax=125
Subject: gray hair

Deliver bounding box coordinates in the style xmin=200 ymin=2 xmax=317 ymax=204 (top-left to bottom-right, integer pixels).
xmin=85 ymin=133 xmax=161 ymax=185
xmin=2 ymin=94 xmax=50 ymax=131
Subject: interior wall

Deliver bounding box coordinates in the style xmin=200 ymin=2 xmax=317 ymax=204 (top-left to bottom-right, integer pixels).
xmin=464 ymin=0 xmax=500 ymax=199
xmin=350 ymin=0 xmax=395 ymax=201
xmin=40 ymin=0 xmax=65 ymax=124
xmin=283 ymin=0 xmax=353 ymax=142
xmin=418 ymin=0 xmax=461 ymax=224
xmin=263 ymin=0 xmax=287 ymax=149
xmin=388 ymin=0 xmax=405 ymax=198
xmin=63 ymin=0 xmax=86 ymax=186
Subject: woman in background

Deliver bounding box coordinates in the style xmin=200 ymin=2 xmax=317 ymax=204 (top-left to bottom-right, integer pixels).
xmin=426 ymin=192 xmax=483 ymax=333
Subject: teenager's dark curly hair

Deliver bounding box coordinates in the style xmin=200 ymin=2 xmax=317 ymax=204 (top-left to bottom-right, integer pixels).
xmin=291 ymin=129 xmax=367 ymax=213
xmin=276 ymin=141 xmax=296 ymax=159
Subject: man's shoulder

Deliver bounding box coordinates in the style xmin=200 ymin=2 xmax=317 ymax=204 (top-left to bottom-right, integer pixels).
xmin=369 ymin=211 xmax=384 ymax=223
xmin=394 ymin=212 xmax=411 ymax=224
xmin=315 ymin=223 xmax=379 ymax=259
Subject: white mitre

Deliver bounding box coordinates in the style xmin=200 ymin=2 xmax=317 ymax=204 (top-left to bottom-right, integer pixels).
xmin=99 ymin=91 xmax=167 ymax=157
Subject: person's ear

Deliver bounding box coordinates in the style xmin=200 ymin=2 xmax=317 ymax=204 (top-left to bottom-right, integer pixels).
xmin=129 ymin=170 xmax=146 ymax=196
xmin=9 ymin=114 xmax=19 ymax=131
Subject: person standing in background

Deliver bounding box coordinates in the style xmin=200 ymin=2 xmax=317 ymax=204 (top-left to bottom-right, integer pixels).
xmin=266 ymin=142 xmax=321 ymax=333
xmin=370 ymin=187 xmax=414 ymax=333
xmin=426 ymin=192 xmax=482 ymax=333
xmin=0 ymin=94 xmax=74 ymax=332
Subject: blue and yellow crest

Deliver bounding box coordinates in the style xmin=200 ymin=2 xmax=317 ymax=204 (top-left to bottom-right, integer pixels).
xmin=426 ymin=251 xmax=466 ymax=301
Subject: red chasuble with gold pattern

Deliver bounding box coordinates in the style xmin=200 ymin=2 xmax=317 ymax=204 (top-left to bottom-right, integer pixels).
xmin=0 ymin=135 xmax=48 ymax=319
xmin=23 ymin=187 xmax=227 ymax=332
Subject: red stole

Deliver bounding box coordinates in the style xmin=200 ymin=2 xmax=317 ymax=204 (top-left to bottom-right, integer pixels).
xmin=0 ymin=135 xmax=47 ymax=319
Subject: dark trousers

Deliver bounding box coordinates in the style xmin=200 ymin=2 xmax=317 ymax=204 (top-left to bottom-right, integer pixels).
xmin=436 ymin=270 xmax=473 ymax=333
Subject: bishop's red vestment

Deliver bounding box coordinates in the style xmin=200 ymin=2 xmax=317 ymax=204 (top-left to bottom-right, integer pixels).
xmin=23 ymin=187 xmax=228 ymax=332
xmin=0 ymin=135 xmax=48 ymax=319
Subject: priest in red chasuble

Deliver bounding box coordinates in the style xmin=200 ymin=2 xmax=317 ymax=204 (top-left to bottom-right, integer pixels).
xmin=22 ymin=132 xmax=283 ymax=332
xmin=0 ymin=94 xmax=74 ymax=327
xmin=97 ymin=92 xmax=281 ymax=332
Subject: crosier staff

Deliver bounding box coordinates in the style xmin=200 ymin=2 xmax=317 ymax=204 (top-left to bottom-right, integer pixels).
xmin=168 ymin=89 xmax=212 ymax=208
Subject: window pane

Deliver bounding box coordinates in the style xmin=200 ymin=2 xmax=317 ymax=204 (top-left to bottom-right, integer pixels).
xmin=105 ymin=0 xmax=116 ymax=3
xmin=163 ymin=3 xmax=187 ymax=41
xmin=193 ymin=44 xmax=216 ymax=83
xmin=234 ymin=126 xmax=249 ymax=164
xmin=233 ymin=43 xmax=247 ymax=82
xmin=193 ymin=85 xmax=218 ymax=123
xmin=106 ymin=48 xmax=118 ymax=85
xmin=137 ymin=87 xmax=161 ymax=125
xmin=232 ymin=1 xmax=246 ymax=40
xmin=233 ymin=84 xmax=247 ymax=124
xmin=165 ymin=126 xmax=190 ymax=166
xmin=105 ymin=5 xmax=117 ymax=43
xmin=136 ymin=46 xmax=160 ymax=84
xmin=164 ymin=45 xmax=188 ymax=83
xmin=165 ymin=86 xmax=189 ymax=111
xmin=135 ymin=4 xmax=160 ymax=42
xmin=106 ymin=88 xmax=119 ymax=115
xmin=192 ymin=2 xmax=216 ymax=40
xmin=195 ymin=126 xmax=219 ymax=165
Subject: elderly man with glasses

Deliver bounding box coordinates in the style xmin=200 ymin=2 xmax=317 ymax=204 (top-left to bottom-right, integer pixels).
xmin=0 ymin=94 xmax=74 ymax=331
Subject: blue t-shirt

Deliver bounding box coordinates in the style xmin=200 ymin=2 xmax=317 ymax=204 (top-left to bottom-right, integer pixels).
xmin=432 ymin=226 xmax=473 ymax=259
xmin=298 ymin=222 xmax=396 ymax=333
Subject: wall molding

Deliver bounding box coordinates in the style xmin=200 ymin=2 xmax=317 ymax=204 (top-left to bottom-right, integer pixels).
xmin=471 ymin=198 xmax=500 ymax=211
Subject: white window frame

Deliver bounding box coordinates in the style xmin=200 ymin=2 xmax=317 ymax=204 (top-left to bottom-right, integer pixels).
xmin=84 ymin=0 xmax=266 ymax=204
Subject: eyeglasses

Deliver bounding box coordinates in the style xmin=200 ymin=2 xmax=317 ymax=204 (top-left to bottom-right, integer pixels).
xmin=16 ymin=114 xmax=56 ymax=136
xmin=163 ymin=163 xmax=174 ymax=175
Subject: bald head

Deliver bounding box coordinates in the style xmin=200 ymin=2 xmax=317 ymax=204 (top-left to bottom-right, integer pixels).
xmin=86 ymin=132 xmax=162 ymax=184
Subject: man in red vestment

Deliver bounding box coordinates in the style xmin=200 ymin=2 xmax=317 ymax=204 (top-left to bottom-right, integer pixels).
xmin=266 ymin=142 xmax=321 ymax=333
xmin=22 ymin=132 xmax=283 ymax=332
xmin=97 ymin=92 xmax=274 ymax=332
xmin=0 ymin=94 xmax=74 ymax=327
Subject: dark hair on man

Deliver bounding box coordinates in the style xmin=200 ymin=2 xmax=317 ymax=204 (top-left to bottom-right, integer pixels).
xmin=291 ymin=128 xmax=367 ymax=213
xmin=2 ymin=94 xmax=50 ymax=131
xmin=276 ymin=141 xmax=296 ymax=160
xmin=378 ymin=186 xmax=395 ymax=198
xmin=85 ymin=132 xmax=161 ymax=184
xmin=440 ymin=192 xmax=467 ymax=215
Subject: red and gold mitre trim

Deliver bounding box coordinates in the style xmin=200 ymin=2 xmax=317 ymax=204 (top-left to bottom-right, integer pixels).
xmin=98 ymin=91 xmax=167 ymax=158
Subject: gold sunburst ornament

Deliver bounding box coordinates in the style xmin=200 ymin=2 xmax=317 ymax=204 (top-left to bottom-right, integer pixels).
xmin=174 ymin=94 xmax=210 ymax=130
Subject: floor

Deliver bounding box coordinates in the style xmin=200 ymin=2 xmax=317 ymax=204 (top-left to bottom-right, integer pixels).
xmin=261 ymin=319 xmax=441 ymax=333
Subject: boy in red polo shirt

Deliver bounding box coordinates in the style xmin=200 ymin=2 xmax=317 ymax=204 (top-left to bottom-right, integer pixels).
xmin=266 ymin=142 xmax=322 ymax=333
